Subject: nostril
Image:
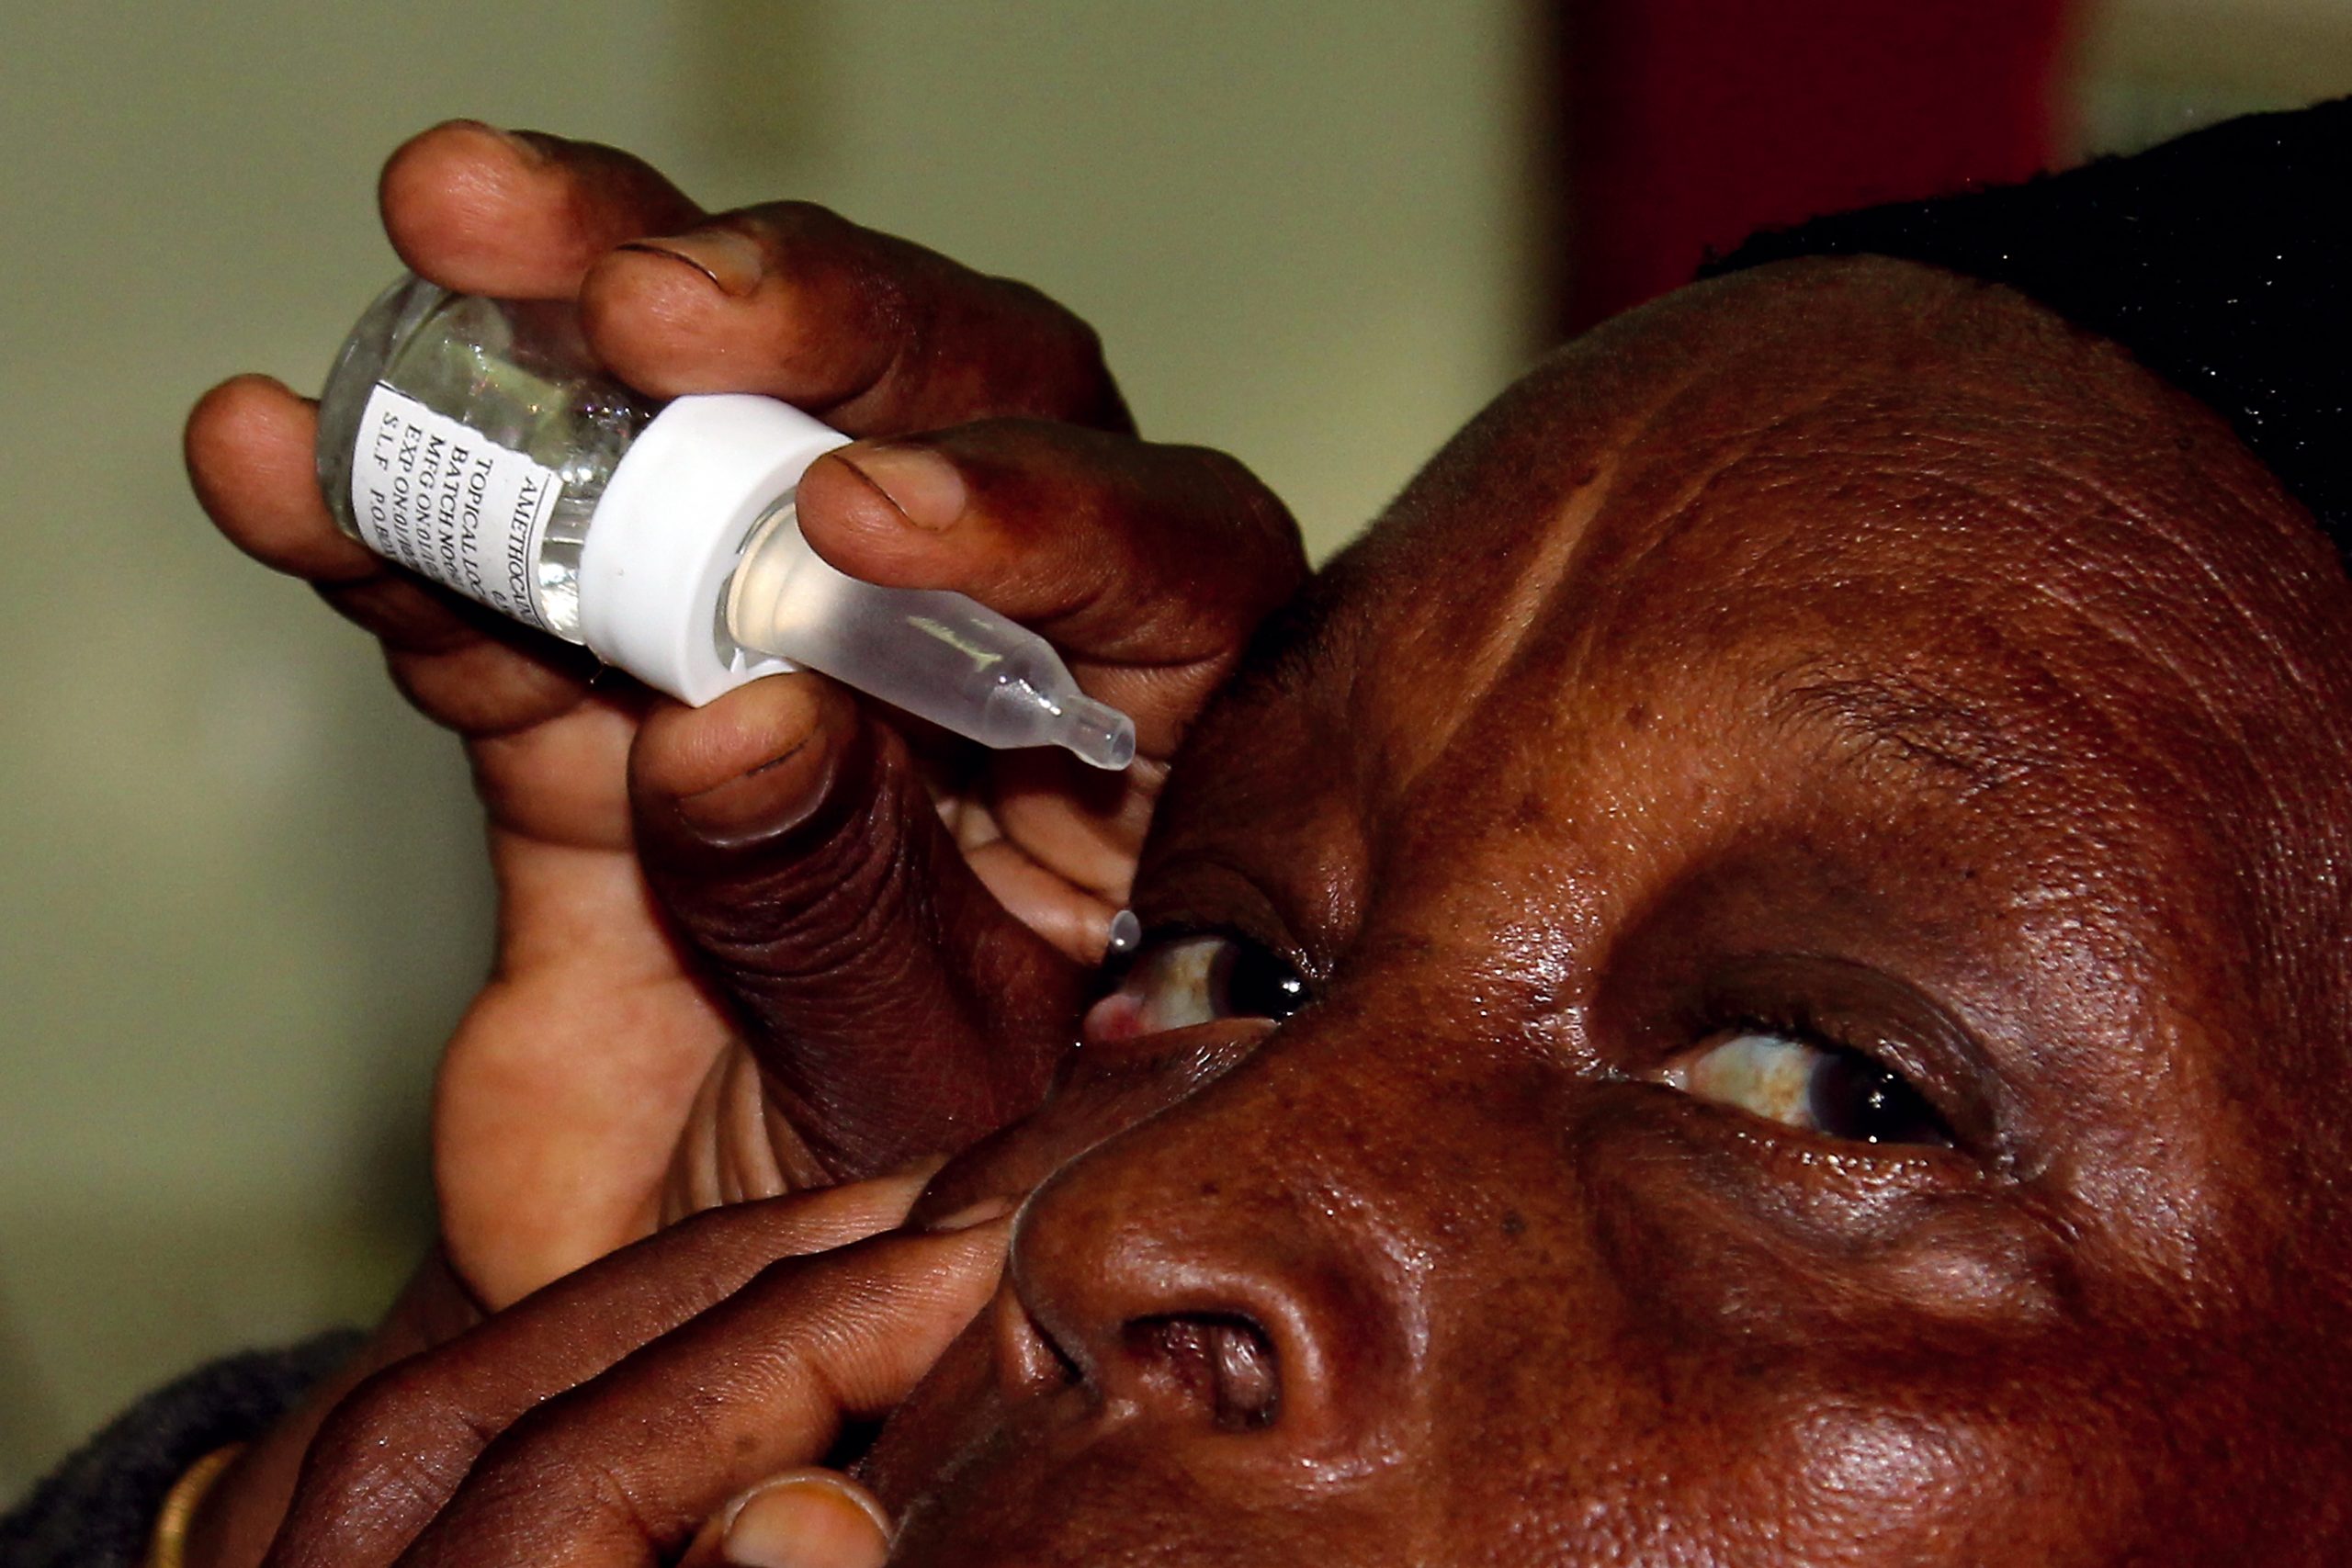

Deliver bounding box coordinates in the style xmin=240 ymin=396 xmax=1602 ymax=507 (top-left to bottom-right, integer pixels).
xmin=997 ymin=1290 xmax=1086 ymax=1395
xmin=1127 ymin=1313 xmax=1282 ymax=1432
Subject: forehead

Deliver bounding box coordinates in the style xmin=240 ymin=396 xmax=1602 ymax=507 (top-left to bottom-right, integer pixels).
xmin=1150 ymin=255 xmax=2352 ymax=1153
xmin=1260 ymin=259 xmax=2352 ymax=864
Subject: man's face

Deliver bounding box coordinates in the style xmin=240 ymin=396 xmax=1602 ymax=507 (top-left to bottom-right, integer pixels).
xmin=874 ymin=257 xmax=2352 ymax=1563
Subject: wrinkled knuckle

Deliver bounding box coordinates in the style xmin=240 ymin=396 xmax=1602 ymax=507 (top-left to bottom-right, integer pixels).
xmin=966 ymin=274 xmax=1114 ymax=414
xmin=1182 ymin=445 xmax=1271 ymax=505
xmin=459 ymin=1402 xmax=663 ymax=1545
xmin=300 ymin=1361 xmax=495 ymax=1518
xmin=691 ymin=785 xmax=920 ymax=976
xmin=1037 ymin=297 xmax=1119 ymax=408
xmin=1183 ymin=446 xmax=1304 ymax=566
xmin=316 ymin=1359 xmax=452 ymax=1452
xmin=1045 ymin=299 xmax=1113 ymax=375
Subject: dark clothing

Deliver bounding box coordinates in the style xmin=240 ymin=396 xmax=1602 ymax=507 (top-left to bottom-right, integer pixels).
xmin=0 ymin=1333 xmax=358 ymax=1568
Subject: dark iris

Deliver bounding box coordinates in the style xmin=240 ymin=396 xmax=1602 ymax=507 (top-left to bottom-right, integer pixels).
xmin=1805 ymin=1050 xmax=1951 ymax=1147
xmin=1211 ymin=942 xmax=1309 ymax=1021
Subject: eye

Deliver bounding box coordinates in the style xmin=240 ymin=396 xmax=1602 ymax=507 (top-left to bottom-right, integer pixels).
xmin=1085 ymin=933 xmax=1309 ymax=1043
xmin=1663 ymin=1028 xmax=1953 ymax=1148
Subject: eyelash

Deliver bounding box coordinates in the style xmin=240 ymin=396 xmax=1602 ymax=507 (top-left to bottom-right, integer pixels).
xmin=1678 ymin=998 xmax=1957 ymax=1150
xmin=1086 ymin=924 xmax=1313 ymax=1046
xmin=1718 ymin=998 xmax=1841 ymax=1055
xmin=1104 ymin=931 xmax=1961 ymax=1153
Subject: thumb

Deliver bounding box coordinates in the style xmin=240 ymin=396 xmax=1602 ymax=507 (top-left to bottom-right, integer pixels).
xmin=677 ymin=1471 xmax=891 ymax=1568
xmin=630 ymin=672 xmax=1086 ymax=1178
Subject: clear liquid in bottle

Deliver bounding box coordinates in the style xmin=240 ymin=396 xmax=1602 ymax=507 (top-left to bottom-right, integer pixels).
xmin=316 ymin=276 xmax=655 ymax=639
xmin=316 ymin=275 xmax=1134 ymax=768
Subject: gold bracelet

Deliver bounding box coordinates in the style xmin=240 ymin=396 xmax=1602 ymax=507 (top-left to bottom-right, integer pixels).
xmin=144 ymin=1443 xmax=245 ymax=1568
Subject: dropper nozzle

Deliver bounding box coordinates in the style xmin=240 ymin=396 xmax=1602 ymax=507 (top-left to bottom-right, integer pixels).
xmin=726 ymin=498 xmax=1139 ymax=770
xmin=1055 ymin=694 xmax=1137 ymax=771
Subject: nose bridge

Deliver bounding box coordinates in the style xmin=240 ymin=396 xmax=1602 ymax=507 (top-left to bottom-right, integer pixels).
xmin=1015 ymin=1006 xmax=1448 ymax=1457
xmin=1002 ymin=974 xmax=1517 ymax=1464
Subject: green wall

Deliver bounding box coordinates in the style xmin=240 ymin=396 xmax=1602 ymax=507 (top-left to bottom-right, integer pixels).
xmin=0 ymin=0 xmax=1535 ymax=1492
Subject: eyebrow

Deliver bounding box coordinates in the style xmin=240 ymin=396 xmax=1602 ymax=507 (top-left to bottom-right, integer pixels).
xmin=1766 ymin=669 xmax=2042 ymax=796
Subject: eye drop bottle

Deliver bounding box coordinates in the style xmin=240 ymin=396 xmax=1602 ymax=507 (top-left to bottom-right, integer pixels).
xmin=313 ymin=274 xmax=1135 ymax=770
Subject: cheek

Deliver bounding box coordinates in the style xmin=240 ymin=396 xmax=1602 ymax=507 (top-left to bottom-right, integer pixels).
xmin=1571 ymin=1089 xmax=2076 ymax=1350
xmin=1436 ymin=1190 xmax=2137 ymax=1563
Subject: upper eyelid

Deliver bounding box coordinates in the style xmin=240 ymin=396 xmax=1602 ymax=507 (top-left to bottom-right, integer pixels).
xmin=1128 ymin=868 xmax=1322 ymax=982
xmin=1117 ymin=920 xmax=1312 ymax=987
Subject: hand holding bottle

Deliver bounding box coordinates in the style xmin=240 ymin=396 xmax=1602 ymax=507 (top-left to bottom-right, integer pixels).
xmin=185 ymin=121 xmax=1307 ymax=1308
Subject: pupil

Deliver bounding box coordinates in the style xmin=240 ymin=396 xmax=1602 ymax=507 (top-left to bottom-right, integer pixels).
xmin=1215 ymin=944 xmax=1308 ymax=1021
xmin=1807 ymin=1051 xmax=1948 ymax=1146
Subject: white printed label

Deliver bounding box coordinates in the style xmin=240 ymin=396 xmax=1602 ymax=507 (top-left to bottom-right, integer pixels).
xmin=351 ymin=383 xmax=562 ymax=632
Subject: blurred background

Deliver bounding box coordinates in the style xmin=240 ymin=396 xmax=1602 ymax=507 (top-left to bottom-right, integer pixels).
xmin=3 ymin=0 xmax=2346 ymax=1496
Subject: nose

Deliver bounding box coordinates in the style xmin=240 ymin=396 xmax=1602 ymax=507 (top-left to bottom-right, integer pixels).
xmin=998 ymin=1053 xmax=1409 ymax=1454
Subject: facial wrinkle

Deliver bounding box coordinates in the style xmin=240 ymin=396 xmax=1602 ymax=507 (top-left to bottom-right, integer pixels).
xmin=2016 ymin=569 xmax=2260 ymax=761
xmin=1558 ymin=370 xmax=1916 ymax=647
xmin=1906 ymin=434 xmax=2335 ymax=759
xmin=1371 ymin=288 xmax=1929 ymax=821
xmin=1346 ymin=468 xmax=1611 ymax=840
xmin=1770 ymin=668 xmax=2041 ymax=798
xmin=2026 ymin=445 xmax=2320 ymax=680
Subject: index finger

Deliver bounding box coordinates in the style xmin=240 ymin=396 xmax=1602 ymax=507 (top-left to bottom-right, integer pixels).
xmin=378 ymin=120 xmax=704 ymax=298
xmin=386 ymin=1223 xmax=1010 ymax=1568
xmin=577 ymin=202 xmax=1131 ymax=434
xmin=264 ymin=1176 xmax=933 ymax=1568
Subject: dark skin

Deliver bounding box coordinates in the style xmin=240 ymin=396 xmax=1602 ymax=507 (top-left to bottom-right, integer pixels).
xmin=204 ymin=161 xmax=2352 ymax=1561
xmin=178 ymin=122 xmax=1304 ymax=1568
xmin=867 ymin=255 xmax=2352 ymax=1562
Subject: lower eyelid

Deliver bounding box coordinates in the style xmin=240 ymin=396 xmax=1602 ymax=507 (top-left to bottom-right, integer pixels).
xmin=1082 ymin=990 xmax=1148 ymax=1045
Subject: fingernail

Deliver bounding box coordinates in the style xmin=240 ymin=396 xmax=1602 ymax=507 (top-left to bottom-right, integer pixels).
xmin=722 ymin=1472 xmax=890 ymax=1568
xmin=837 ymin=445 xmax=968 ymax=532
xmin=478 ymin=122 xmax=551 ymax=164
xmin=673 ymin=739 xmax=827 ymax=834
xmin=924 ymin=1195 xmax=1015 ymax=1232
xmin=622 ymin=229 xmax=767 ymax=298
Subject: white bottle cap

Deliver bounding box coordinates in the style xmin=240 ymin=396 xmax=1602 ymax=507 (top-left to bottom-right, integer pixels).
xmin=577 ymin=394 xmax=850 ymax=705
